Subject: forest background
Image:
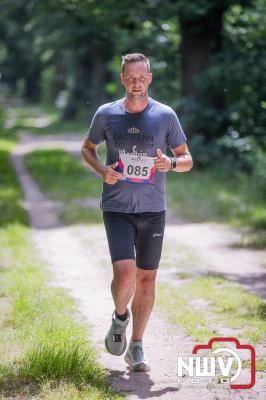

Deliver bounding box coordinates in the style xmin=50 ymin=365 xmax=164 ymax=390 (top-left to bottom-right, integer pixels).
xmin=0 ymin=0 xmax=265 ymax=234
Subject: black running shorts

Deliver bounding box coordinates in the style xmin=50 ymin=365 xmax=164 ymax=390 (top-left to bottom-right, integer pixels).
xmin=103 ymin=211 xmax=165 ymax=270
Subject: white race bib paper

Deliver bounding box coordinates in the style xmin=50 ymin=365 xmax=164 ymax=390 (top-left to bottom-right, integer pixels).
xmin=118 ymin=152 xmax=155 ymax=184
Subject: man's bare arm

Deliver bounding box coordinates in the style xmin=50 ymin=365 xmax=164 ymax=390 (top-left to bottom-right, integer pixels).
xmin=81 ymin=138 xmax=106 ymax=176
xmin=170 ymin=142 xmax=193 ymax=172
xmin=154 ymin=142 xmax=193 ymax=172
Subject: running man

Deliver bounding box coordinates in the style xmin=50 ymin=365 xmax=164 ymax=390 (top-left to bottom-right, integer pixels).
xmin=81 ymin=53 xmax=193 ymax=372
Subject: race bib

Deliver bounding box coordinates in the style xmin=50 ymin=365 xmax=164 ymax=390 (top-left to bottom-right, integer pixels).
xmin=118 ymin=153 xmax=155 ymax=184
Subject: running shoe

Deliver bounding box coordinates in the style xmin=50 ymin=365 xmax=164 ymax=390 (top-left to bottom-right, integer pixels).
xmin=105 ymin=309 xmax=130 ymax=356
xmin=124 ymin=340 xmax=151 ymax=372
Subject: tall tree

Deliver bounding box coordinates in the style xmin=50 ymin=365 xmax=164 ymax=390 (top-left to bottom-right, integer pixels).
xmin=175 ymin=0 xmax=251 ymax=136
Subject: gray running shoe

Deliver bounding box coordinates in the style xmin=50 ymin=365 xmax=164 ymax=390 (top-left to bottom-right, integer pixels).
xmin=124 ymin=341 xmax=151 ymax=372
xmin=105 ymin=310 xmax=130 ymax=356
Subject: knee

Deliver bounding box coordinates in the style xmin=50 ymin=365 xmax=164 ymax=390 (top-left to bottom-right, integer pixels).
xmin=112 ymin=260 xmax=136 ymax=289
xmin=113 ymin=271 xmax=135 ymax=289
xmin=137 ymin=275 xmax=156 ymax=296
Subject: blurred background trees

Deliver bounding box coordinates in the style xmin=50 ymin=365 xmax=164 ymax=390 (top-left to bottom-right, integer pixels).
xmin=0 ymin=0 xmax=265 ymax=191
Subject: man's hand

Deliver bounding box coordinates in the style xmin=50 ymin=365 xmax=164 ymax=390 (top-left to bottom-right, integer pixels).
xmin=101 ymin=161 xmax=124 ymax=185
xmin=154 ymin=149 xmax=171 ymax=172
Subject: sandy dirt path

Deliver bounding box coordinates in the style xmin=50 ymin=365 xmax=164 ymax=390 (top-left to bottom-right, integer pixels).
xmin=10 ymin=132 xmax=266 ymax=400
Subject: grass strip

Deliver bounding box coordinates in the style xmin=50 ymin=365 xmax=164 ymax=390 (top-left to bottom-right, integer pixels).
xmin=59 ymin=204 xmax=103 ymax=225
xmin=157 ymin=283 xmax=216 ymax=342
xmin=9 ymin=104 xmax=89 ymax=136
xmin=166 ymin=169 xmax=266 ymax=232
xmin=157 ymin=275 xmax=266 ymax=344
xmin=0 ymin=224 xmax=123 ymax=400
xmin=25 ymin=149 xmax=102 ymax=200
xmin=24 ymin=149 xmax=103 ymax=225
xmin=0 ymin=137 xmax=28 ymax=227
xmin=0 ymin=132 xmax=123 ymax=399
xmin=231 ymin=231 xmax=266 ymax=250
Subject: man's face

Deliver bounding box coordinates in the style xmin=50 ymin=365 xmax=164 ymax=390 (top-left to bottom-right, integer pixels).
xmin=121 ymin=61 xmax=152 ymax=100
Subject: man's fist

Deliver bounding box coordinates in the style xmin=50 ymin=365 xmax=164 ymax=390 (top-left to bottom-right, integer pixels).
xmin=101 ymin=161 xmax=124 ymax=185
xmin=154 ymin=149 xmax=171 ymax=172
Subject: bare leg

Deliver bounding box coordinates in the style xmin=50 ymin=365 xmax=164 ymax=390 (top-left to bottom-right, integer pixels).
xmin=131 ymin=268 xmax=157 ymax=341
xmin=111 ymin=259 xmax=136 ymax=315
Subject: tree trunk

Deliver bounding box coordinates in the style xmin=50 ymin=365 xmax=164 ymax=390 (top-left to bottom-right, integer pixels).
xmin=90 ymin=40 xmax=109 ymax=107
xmin=180 ymin=5 xmax=226 ymax=135
xmin=24 ymin=69 xmax=41 ymax=102
xmin=181 ymin=5 xmax=225 ymax=98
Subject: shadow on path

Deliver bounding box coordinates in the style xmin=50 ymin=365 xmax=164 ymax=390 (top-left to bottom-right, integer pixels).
xmin=109 ymin=370 xmax=179 ymax=399
xmin=209 ymin=270 xmax=266 ymax=300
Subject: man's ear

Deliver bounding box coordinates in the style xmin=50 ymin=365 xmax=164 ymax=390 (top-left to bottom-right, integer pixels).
xmin=120 ymin=73 xmax=125 ymax=86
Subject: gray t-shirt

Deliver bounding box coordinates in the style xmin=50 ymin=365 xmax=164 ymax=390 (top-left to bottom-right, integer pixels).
xmin=86 ymin=97 xmax=186 ymax=213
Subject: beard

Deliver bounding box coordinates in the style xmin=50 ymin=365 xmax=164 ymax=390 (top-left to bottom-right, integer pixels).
xmin=127 ymin=87 xmax=148 ymax=100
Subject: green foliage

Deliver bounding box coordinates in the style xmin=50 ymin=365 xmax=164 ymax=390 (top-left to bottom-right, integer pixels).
xmin=0 ymin=0 xmax=42 ymax=101
xmin=0 ymin=0 xmax=265 ymax=198
xmin=187 ymin=0 xmax=266 ymax=162
xmin=105 ymin=16 xmax=182 ymax=108
xmin=222 ymin=2 xmax=266 ymax=147
xmin=1 ymin=0 xmax=265 ymax=127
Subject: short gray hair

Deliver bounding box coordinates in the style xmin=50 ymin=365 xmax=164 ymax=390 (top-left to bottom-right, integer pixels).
xmin=121 ymin=53 xmax=150 ymax=73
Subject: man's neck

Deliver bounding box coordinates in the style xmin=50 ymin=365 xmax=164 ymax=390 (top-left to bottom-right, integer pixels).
xmin=123 ymin=96 xmax=149 ymax=113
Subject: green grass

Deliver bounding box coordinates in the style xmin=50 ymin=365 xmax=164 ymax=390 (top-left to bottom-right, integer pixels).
xmin=0 ymin=225 xmax=123 ymax=400
xmin=0 ymin=136 xmax=28 ymax=227
xmin=24 ymin=149 xmax=103 ymax=225
xmin=231 ymin=230 xmax=266 ymax=250
xmin=157 ymin=283 xmax=216 ymax=342
xmin=0 ymin=128 xmax=18 ymax=143
xmin=0 ymin=128 xmax=122 ymax=399
xmin=157 ymin=275 xmax=266 ymax=344
xmin=25 ymin=149 xmax=101 ymax=201
xmin=242 ymin=357 xmax=266 ymax=372
xmin=166 ymin=168 xmax=266 ymax=233
xmin=161 ymin=238 xmax=200 ymax=270
xmin=59 ymin=204 xmax=103 ymax=225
